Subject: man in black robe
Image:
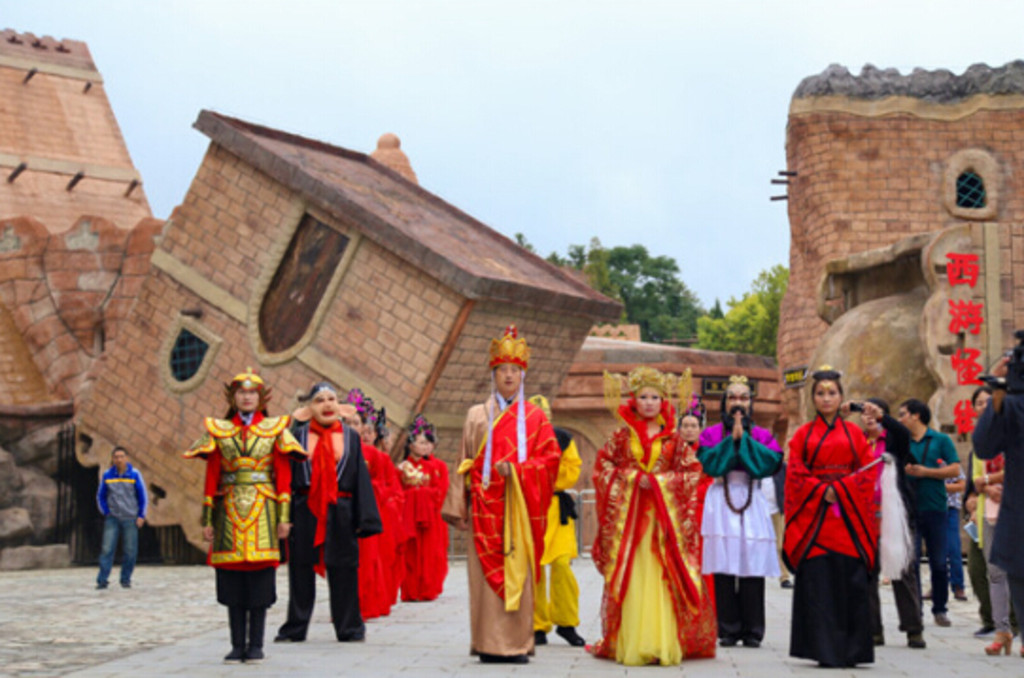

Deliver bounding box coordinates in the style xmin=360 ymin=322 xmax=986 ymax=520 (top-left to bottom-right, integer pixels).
xmin=275 ymin=385 xmax=381 ymax=643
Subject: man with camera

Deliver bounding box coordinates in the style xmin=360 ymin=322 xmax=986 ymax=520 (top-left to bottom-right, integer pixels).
xmin=973 ymin=343 xmax=1024 ymax=655
xmin=851 ymin=398 xmax=925 ymax=648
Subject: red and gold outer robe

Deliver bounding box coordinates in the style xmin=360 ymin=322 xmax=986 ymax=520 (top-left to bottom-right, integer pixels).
xmin=784 ymin=415 xmax=880 ymax=571
xmin=591 ymin=401 xmax=716 ymax=660
xmin=184 ymin=412 xmax=307 ymax=570
xmin=465 ymin=400 xmax=560 ymax=600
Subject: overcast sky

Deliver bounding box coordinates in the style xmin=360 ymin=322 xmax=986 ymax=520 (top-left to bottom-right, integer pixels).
xmin=8 ymin=1 xmax=1024 ymax=307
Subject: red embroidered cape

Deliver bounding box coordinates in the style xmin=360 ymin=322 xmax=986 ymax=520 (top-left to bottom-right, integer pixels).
xmin=590 ymin=400 xmax=716 ymax=660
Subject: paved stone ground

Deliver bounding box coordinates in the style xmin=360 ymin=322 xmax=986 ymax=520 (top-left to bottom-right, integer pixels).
xmin=0 ymin=559 xmax=1018 ymax=677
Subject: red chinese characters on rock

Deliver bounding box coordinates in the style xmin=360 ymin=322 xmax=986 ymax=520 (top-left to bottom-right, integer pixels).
xmin=947 ymin=251 xmax=984 ymax=435
xmin=946 ymin=252 xmax=980 ymax=288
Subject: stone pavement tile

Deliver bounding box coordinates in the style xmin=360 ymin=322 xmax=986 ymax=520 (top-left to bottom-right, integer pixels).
xmin=0 ymin=558 xmax=1018 ymax=677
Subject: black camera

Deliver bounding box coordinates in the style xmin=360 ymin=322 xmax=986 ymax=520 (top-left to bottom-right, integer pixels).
xmin=848 ymin=402 xmax=864 ymax=413
xmin=981 ymin=329 xmax=1024 ymax=394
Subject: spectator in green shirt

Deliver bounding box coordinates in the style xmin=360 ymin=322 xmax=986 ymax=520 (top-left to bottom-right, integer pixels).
xmin=898 ymin=399 xmax=962 ymax=629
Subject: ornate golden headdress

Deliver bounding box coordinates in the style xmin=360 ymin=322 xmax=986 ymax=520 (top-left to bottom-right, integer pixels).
xmin=231 ymin=366 xmax=265 ymax=390
xmin=677 ymin=367 xmax=693 ymax=415
xmin=729 ymin=374 xmax=749 ymax=386
xmin=603 ymin=366 xmax=685 ymax=419
xmin=488 ymin=325 xmax=530 ymax=370
xmin=628 ymin=366 xmax=668 ymax=395
xmin=223 ymin=366 xmax=271 ymax=412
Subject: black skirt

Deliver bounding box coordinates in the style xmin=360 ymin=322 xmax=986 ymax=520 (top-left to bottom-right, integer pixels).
xmin=789 ymin=553 xmax=874 ymax=667
xmin=216 ymin=567 xmax=277 ymax=609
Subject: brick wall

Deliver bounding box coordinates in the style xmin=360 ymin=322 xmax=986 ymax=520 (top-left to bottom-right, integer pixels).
xmin=0 ymin=31 xmax=152 ymax=230
xmin=780 ymin=104 xmax=1024 ymax=428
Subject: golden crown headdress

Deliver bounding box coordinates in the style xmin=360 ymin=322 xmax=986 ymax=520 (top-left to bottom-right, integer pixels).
xmin=489 ymin=325 xmax=530 ymax=370
xmin=729 ymin=374 xmax=749 ymax=386
xmin=603 ymin=366 xmax=684 ymax=420
xmin=230 ymin=366 xmax=264 ymax=390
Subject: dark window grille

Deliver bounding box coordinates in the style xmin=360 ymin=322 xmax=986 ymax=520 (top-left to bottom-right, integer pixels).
xmin=956 ymin=171 xmax=986 ymax=209
xmin=169 ymin=328 xmax=209 ymax=381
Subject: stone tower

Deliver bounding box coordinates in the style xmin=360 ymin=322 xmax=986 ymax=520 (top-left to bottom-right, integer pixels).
xmin=779 ymin=61 xmax=1024 ymax=436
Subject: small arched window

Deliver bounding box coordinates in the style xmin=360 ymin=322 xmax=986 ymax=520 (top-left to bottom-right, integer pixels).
xmin=955 ymin=171 xmax=986 ymax=209
xmin=169 ymin=328 xmax=210 ymax=382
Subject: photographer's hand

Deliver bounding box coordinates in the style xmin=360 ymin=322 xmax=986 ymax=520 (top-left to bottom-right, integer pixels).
xmin=861 ymin=401 xmax=884 ymax=421
xmin=993 ymin=355 xmax=1010 ymax=379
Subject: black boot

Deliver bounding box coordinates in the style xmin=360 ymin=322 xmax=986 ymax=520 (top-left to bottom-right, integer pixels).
xmin=224 ymin=607 xmax=246 ymax=663
xmin=534 ymin=630 xmax=548 ymax=645
xmin=555 ymin=625 xmax=586 ymax=647
xmin=246 ymin=608 xmax=266 ymax=663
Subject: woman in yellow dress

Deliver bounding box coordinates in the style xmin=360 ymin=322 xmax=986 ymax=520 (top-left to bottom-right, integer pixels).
xmin=590 ymin=366 xmax=716 ymax=665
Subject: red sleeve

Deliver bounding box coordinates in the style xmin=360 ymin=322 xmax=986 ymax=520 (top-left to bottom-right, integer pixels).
xmin=783 ymin=423 xmax=828 ymax=567
xmin=431 ymin=457 xmax=450 ymax=510
xmin=203 ymin=449 xmax=222 ymax=498
xmin=274 ymin=447 xmax=292 ymax=499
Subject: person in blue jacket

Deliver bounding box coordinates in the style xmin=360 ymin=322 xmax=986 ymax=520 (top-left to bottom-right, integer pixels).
xmin=96 ymin=446 xmax=147 ymax=589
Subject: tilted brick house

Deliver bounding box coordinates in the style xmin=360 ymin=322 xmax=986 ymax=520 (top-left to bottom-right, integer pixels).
xmin=74 ymin=110 xmax=622 ymax=548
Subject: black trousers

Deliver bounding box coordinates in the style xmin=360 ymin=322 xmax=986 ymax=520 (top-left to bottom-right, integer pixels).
xmin=277 ymin=558 xmax=317 ymax=640
xmin=867 ymin=566 xmax=922 ymax=637
xmin=327 ymin=565 xmax=364 ymax=640
xmin=277 ymin=494 xmax=317 ymax=640
xmin=713 ymin=574 xmax=765 ymax=642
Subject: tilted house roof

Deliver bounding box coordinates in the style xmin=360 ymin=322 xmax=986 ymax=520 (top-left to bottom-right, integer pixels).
xmin=193 ymin=110 xmax=621 ymax=321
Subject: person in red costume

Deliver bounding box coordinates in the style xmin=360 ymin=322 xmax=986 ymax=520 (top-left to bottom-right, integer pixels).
xmin=442 ymin=325 xmax=561 ymax=664
xmin=183 ymin=368 xmax=307 ymax=664
xmin=679 ymin=396 xmax=717 ymax=618
xmin=784 ymin=367 xmax=881 ymax=668
xmin=346 ymin=389 xmax=404 ymax=619
xmin=398 ymin=414 xmax=450 ymax=602
xmin=590 ymin=366 xmax=716 ymax=666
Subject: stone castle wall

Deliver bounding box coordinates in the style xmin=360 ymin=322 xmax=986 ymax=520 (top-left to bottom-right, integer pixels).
xmin=780 ymin=63 xmax=1024 ymax=434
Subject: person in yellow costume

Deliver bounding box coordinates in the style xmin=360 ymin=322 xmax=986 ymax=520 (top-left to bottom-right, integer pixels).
xmin=528 ymin=394 xmax=586 ymax=648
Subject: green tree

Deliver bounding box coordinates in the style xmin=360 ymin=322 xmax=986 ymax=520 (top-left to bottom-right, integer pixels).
xmin=696 ymin=264 xmax=789 ymax=357
xmin=604 ymin=244 xmax=703 ymax=343
xmin=514 ymin=232 xmax=535 ymax=253
xmin=546 ymin=240 xmax=702 ymax=342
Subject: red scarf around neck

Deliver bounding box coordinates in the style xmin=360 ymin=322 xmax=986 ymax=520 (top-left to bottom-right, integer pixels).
xmin=308 ymin=418 xmax=344 ymax=573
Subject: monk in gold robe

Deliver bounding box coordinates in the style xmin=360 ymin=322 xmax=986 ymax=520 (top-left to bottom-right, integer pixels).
xmin=442 ymin=325 xmax=560 ymax=664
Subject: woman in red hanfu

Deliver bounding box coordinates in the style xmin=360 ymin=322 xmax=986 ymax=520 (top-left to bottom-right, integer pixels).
xmin=346 ymin=389 xmax=404 ymax=619
xmin=590 ymin=367 xmax=716 ymax=666
xmin=398 ymin=414 xmax=450 ymax=601
xmin=679 ymin=397 xmax=716 ymax=614
xmin=784 ymin=367 xmax=881 ymax=668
